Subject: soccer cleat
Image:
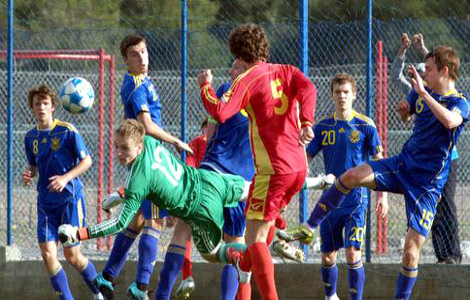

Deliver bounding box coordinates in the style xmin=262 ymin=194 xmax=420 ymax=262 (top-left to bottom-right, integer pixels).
xmin=176 ymin=276 xmax=195 ymax=300
xmin=227 ymin=247 xmax=252 ymax=284
xmin=93 ymin=273 xmax=114 ymax=300
xmin=276 ymin=224 xmax=315 ymax=245
xmin=126 ymin=282 xmax=149 ymax=300
xmin=272 ymin=240 xmax=305 ymax=263
xmin=325 ymin=294 xmax=341 ymax=300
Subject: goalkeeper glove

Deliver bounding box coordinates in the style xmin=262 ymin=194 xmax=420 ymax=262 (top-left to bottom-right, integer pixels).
xmin=102 ymin=186 xmax=125 ymax=213
xmin=58 ymin=224 xmax=90 ymax=247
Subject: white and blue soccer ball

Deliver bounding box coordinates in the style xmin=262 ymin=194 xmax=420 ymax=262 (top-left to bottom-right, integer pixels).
xmin=59 ymin=77 xmax=95 ymax=114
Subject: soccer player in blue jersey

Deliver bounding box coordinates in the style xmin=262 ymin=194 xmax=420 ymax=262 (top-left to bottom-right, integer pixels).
xmin=280 ymin=73 xmax=388 ymax=300
xmin=94 ymin=34 xmax=192 ymax=300
xmin=280 ymin=46 xmax=469 ymax=299
xmin=23 ymin=85 xmax=103 ymax=300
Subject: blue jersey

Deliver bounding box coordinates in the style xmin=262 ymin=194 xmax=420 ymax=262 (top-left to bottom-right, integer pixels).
xmin=25 ymin=119 xmax=89 ymax=207
xmin=121 ymin=73 xmax=163 ymax=127
xmin=306 ymin=111 xmax=381 ymax=207
xmin=403 ymin=88 xmax=469 ymax=188
xmin=200 ymin=82 xmax=255 ymax=181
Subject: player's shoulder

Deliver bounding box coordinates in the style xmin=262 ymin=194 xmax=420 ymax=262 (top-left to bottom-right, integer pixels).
xmin=445 ymin=90 xmax=469 ymax=102
xmin=315 ymin=114 xmax=336 ymax=128
xmin=123 ymin=73 xmax=147 ymax=91
xmin=53 ymin=119 xmax=79 ymax=133
xmin=351 ymin=111 xmax=376 ymax=128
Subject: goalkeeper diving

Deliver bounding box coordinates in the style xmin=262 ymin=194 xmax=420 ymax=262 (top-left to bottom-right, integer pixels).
xmin=59 ymin=119 xmax=333 ymax=264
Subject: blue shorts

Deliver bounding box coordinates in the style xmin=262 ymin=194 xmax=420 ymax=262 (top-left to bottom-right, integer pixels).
xmin=141 ymin=199 xmax=168 ymax=219
xmin=200 ymin=164 xmax=246 ymax=237
xmin=320 ymin=199 xmax=367 ymax=253
xmin=369 ymin=156 xmax=441 ymax=237
xmin=37 ymin=191 xmax=86 ymax=245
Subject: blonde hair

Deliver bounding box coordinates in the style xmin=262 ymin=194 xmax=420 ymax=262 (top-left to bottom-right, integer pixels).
xmin=115 ymin=119 xmax=145 ymax=144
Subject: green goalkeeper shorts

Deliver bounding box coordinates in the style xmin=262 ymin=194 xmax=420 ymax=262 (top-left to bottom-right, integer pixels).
xmin=186 ymin=169 xmax=245 ymax=254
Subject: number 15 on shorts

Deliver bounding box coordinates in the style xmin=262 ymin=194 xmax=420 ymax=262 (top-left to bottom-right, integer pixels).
xmin=419 ymin=209 xmax=434 ymax=230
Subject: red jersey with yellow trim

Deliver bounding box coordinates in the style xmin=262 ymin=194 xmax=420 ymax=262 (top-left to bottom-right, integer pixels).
xmin=186 ymin=134 xmax=207 ymax=168
xmin=201 ymin=62 xmax=317 ymax=174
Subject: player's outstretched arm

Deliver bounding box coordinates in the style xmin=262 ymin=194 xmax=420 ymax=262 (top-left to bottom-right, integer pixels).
xmin=48 ymin=155 xmax=91 ymax=192
xmin=137 ymin=112 xmax=193 ymax=154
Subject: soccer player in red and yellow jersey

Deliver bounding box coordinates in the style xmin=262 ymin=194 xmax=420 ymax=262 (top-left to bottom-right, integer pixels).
xmin=198 ymin=23 xmax=317 ymax=300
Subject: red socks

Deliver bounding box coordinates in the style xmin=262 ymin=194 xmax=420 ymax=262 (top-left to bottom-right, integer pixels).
xmin=182 ymin=238 xmax=193 ymax=280
xmin=236 ymin=282 xmax=252 ymax=300
xmin=249 ymin=242 xmax=278 ymax=300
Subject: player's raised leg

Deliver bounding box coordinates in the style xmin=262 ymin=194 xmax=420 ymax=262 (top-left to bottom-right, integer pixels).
xmin=279 ymin=164 xmax=376 ymax=242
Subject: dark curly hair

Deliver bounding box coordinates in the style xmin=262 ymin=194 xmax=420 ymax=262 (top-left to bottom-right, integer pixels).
xmin=228 ymin=23 xmax=269 ymax=64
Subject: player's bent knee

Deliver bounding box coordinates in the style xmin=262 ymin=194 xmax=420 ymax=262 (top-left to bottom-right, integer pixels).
xmin=402 ymin=249 xmax=419 ymax=267
xmin=346 ymin=247 xmax=361 ymax=263
xmin=321 ymin=251 xmax=337 ymax=266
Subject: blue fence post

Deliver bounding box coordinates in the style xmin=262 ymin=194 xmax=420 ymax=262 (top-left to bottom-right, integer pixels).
xmin=181 ymin=0 xmax=188 ymax=161
xmin=7 ymin=0 xmax=14 ymax=246
xmin=299 ymin=0 xmax=309 ymax=259
xmin=365 ymin=0 xmax=373 ymax=263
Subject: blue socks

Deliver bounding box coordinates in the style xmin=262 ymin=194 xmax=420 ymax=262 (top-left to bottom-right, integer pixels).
xmin=50 ymin=265 xmax=73 ymax=300
xmin=348 ymin=260 xmax=365 ymax=300
xmin=394 ymin=266 xmax=418 ymax=300
xmin=156 ymin=244 xmax=186 ymax=300
xmin=136 ymin=226 xmax=161 ymax=286
xmin=103 ymin=228 xmax=139 ymax=280
xmin=307 ymin=179 xmax=350 ymax=228
xmin=321 ymin=263 xmax=338 ymax=297
xmin=80 ymin=260 xmax=100 ymax=294
xmin=221 ymin=265 xmax=239 ymax=300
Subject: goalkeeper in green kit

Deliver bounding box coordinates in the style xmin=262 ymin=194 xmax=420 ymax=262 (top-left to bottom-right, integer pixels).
xmin=59 ymin=119 xmax=251 ymax=264
xmin=59 ymin=119 xmax=333 ymax=291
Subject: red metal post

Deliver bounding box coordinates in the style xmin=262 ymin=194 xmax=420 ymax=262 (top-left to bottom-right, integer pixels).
xmin=106 ymin=55 xmax=116 ymax=250
xmin=96 ymin=49 xmax=106 ymax=250
xmin=376 ymin=40 xmax=386 ymax=254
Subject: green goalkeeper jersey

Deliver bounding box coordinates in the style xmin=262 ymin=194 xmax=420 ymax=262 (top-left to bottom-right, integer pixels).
xmin=88 ymin=136 xmax=244 ymax=238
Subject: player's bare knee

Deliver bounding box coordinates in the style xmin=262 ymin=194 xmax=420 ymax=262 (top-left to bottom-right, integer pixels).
xmin=63 ymin=246 xmax=84 ymax=267
xmin=321 ymin=251 xmax=337 ymax=266
xmin=346 ymin=247 xmax=361 ymax=263
xmin=340 ymin=169 xmax=360 ymax=188
xmin=402 ymin=248 xmax=419 ymax=267
xmin=40 ymin=249 xmax=58 ymax=266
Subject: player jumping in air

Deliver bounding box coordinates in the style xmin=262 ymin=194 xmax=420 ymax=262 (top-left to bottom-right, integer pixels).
xmin=198 ymin=23 xmax=317 ymax=300
xmin=58 ymin=119 xmax=252 ymax=292
xmin=279 ymin=46 xmax=468 ymax=300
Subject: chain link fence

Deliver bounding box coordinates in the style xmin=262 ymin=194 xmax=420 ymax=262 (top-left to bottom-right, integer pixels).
xmin=1 ymin=1 xmax=469 ymax=265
